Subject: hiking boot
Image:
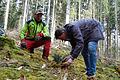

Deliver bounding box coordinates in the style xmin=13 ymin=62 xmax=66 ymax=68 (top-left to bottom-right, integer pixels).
xmin=87 ymin=75 xmax=96 ymax=80
xmin=42 ymin=55 xmax=48 ymax=61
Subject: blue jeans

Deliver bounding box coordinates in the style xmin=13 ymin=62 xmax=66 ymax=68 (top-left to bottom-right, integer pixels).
xmin=81 ymin=41 xmax=98 ymax=76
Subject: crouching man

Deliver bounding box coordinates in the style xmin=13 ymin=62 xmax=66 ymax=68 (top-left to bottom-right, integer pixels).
xmin=20 ymin=10 xmax=51 ymax=60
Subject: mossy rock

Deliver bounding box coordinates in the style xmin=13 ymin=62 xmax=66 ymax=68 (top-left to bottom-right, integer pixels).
xmin=0 ymin=36 xmax=15 ymax=49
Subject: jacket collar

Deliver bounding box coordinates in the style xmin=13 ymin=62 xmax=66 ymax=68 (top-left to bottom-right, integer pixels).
xmin=33 ymin=18 xmax=42 ymax=24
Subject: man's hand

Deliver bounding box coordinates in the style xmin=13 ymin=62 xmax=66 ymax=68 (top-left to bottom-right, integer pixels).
xmin=61 ymin=55 xmax=74 ymax=68
xmin=35 ymin=36 xmax=42 ymax=41
xmin=35 ymin=33 xmax=44 ymax=41
xmin=25 ymin=36 xmax=34 ymax=40
xmin=20 ymin=41 xmax=26 ymax=49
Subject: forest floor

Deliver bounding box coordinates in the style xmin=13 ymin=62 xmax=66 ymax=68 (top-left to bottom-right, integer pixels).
xmin=0 ymin=36 xmax=120 ymax=80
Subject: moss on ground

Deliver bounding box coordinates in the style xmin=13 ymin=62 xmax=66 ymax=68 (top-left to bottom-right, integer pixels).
xmin=0 ymin=36 xmax=119 ymax=80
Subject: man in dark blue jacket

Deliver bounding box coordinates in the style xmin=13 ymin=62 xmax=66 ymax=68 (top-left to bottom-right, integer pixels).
xmin=55 ymin=19 xmax=104 ymax=80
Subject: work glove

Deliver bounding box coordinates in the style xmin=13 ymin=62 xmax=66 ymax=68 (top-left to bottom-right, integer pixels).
xmin=61 ymin=55 xmax=74 ymax=68
xmin=25 ymin=36 xmax=34 ymax=40
xmin=35 ymin=33 xmax=44 ymax=41
xmin=20 ymin=41 xmax=26 ymax=49
xmin=34 ymin=36 xmax=43 ymax=41
xmin=36 ymin=33 xmax=44 ymax=37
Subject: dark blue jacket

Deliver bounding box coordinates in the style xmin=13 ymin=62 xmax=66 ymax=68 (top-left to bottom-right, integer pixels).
xmin=64 ymin=19 xmax=104 ymax=59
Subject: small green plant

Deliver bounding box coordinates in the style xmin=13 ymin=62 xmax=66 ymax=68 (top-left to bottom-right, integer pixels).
xmin=52 ymin=54 xmax=63 ymax=64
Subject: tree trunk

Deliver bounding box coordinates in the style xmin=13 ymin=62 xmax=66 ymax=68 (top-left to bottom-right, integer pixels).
xmin=91 ymin=0 xmax=94 ymax=18
xmin=106 ymin=17 xmax=110 ymax=58
xmin=115 ymin=0 xmax=119 ymax=61
xmin=47 ymin=0 xmax=51 ymax=25
xmin=65 ymin=0 xmax=70 ymax=24
xmin=78 ymin=0 xmax=81 ymax=19
xmin=4 ymin=0 xmax=10 ymax=31
xmin=51 ymin=0 xmax=56 ymax=43
xmin=22 ymin=0 xmax=28 ymax=27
